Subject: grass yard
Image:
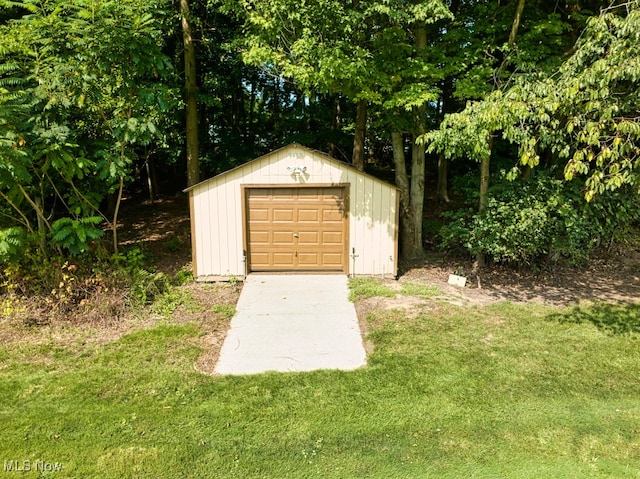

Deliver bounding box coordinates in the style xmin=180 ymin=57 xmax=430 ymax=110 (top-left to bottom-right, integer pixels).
xmin=2 ymin=283 xmax=640 ymax=478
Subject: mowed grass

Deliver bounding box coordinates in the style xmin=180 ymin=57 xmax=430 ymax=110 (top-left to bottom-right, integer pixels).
xmin=2 ymin=297 xmax=640 ymax=477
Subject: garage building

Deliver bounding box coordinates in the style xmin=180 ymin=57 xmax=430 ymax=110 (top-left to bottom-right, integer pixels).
xmin=185 ymin=143 xmax=399 ymax=280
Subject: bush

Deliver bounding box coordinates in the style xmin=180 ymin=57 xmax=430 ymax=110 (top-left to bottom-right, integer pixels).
xmin=113 ymin=247 xmax=171 ymax=306
xmin=50 ymin=217 xmax=105 ymax=256
xmin=440 ymin=173 xmax=640 ymax=266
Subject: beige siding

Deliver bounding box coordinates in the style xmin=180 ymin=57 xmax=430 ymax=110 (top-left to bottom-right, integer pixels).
xmin=189 ymin=144 xmax=398 ymax=279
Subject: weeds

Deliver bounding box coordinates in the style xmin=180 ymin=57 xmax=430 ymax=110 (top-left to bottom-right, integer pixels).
xmin=211 ymin=304 xmax=236 ymax=320
xmin=348 ymin=277 xmax=395 ymax=302
xmin=399 ymin=282 xmax=441 ymax=299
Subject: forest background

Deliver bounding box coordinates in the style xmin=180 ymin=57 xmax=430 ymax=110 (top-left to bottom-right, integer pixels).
xmin=0 ymin=0 xmax=639 ymax=305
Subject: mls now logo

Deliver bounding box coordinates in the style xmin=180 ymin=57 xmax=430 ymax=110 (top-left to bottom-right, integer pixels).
xmin=4 ymin=460 xmax=62 ymax=472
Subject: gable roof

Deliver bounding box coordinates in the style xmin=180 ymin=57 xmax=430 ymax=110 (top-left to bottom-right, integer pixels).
xmin=183 ymin=143 xmax=399 ymax=193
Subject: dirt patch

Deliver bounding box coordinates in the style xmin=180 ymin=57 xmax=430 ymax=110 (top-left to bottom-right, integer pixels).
xmin=117 ymin=195 xmax=192 ymax=277
xmin=397 ymin=251 xmax=640 ymax=307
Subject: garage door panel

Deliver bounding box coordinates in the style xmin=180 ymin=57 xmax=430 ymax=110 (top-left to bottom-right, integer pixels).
xmin=249 ymin=252 xmax=270 ymax=268
xmin=297 ymin=231 xmax=319 ymax=245
xmin=297 ymin=252 xmax=319 ymax=266
xmin=247 ymin=186 xmax=346 ymax=272
xmin=270 ymin=188 xmax=296 ymax=200
xmin=273 ymin=231 xmax=295 ymax=245
xmin=322 ymin=253 xmax=344 ymax=267
xmin=321 ymin=231 xmax=343 ymax=244
xmin=272 ymin=252 xmax=296 ymax=268
xmin=249 ymin=208 xmax=270 ymax=222
xmin=322 ymin=209 xmax=344 ymax=222
xmin=250 ymin=231 xmax=270 ymax=244
xmin=297 ymin=209 xmax=319 ymax=222
xmin=272 ymin=209 xmax=294 ymax=222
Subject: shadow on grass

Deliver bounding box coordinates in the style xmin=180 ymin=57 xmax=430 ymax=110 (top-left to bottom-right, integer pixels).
xmin=550 ymin=302 xmax=640 ymax=336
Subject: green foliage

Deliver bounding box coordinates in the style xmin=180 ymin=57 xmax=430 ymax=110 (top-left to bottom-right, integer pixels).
xmin=0 ymin=0 xmax=178 ymax=257
xmin=241 ymin=0 xmax=452 ymax=132
xmin=173 ymin=266 xmax=194 ymax=286
xmin=50 ymin=216 xmax=104 ymax=256
xmin=441 ymin=175 xmax=640 ymax=265
xmin=0 ymin=226 xmax=27 ymax=263
xmin=424 ymin=2 xmax=640 ymax=199
xmin=113 ymin=247 xmax=170 ymax=306
xmin=164 ymin=235 xmax=183 ymax=252
xmin=113 ymin=246 xmax=152 ymax=273
xmin=348 ymin=277 xmax=395 ymax=302
xmin=211 ymin=304 xmax=236 ymax=320
xmin=152 ymin=288 xmax=198 ymax=318
xmin=399 ymin=282 xmax=441 ymax=299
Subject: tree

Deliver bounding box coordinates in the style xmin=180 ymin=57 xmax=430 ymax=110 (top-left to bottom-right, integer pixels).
xmin=426 ymin=1 xmax=640 ymax=199
xmin=421 ymin=1 xmax=640 ymax=265
xmin=240 ymin=0 xmax=452 ymax=259
xmin=181 ymin=0 xmax=200 ymax=187
xmin=0 ymin=0 xmax=176 ymax=256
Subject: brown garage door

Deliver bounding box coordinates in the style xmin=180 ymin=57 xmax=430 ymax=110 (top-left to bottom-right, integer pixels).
xmin=246 ymin=186 xmax=347 ymax=272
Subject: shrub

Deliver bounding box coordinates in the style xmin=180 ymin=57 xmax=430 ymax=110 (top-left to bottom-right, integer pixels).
xmin=440 ymin=174 xmax=640 ymax=266
xmin=50 ymin=217 xmax=104 ymax=256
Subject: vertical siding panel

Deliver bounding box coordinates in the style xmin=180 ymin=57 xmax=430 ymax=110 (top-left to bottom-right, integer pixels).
xmin=367 ymin=177 xmax=378 ymax=275
xmin=198 ymin=185 xmax=216 ymax=275
xmin=376 ymin=182 xmax=391 ymax=277
xmin=345 ymin=169 xmax=355 ymax=273
xmin=219 ymin=177 xmax=232 ymax=274
xmin=209 ymin=181 xmax=221 ymax=275
xmin=372 ymin=182 xmax=387 ymax=274
xmin=230 ymin=177 xmax=244 ymax=275
xmin=388 ymin=188 xmax=398 ymax=276
xmin=355 ymin=173 xmax=367 ymax=274
xmin=367 ymin=178 xmax=382 ymax=274
xmin=191 ymin=189 xmax=203 ymax=276
xmin=227 ymin=174 xmax=240 ymax=276
xmin=269 ymin=152 xmax=279 ymax=181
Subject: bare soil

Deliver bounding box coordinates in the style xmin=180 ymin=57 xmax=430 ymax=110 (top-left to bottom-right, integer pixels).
xmin=398 ymin=251 xmax=640 ymax=307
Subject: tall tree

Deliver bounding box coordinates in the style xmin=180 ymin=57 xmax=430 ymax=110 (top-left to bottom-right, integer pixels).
xmin=422 ymin=0 xmax=640 ymax=265
xmin=180 ymin=0 xmax=200 ymax=187
xmin=0 ymin=0 xmax=176 ymax=256
xmin=240 ymin=0 xmax=452 ymax=258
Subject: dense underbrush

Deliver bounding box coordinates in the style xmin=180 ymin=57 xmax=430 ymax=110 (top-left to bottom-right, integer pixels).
xmin=0 ymin=246 xmax=191 ymax=327
xmin=433 ymin=173 xmax=640 ymax=266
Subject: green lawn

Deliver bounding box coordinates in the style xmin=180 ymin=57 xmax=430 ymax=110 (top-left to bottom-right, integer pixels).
xmin=2 ymin=288 xmax=640 ymax=478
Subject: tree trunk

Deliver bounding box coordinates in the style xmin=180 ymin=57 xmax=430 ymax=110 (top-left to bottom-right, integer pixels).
xmin=407 ymin=17 xmax=427 ymax=258
xmin=508 ymin=0 xmax=526 ymax=45
xmin=392 ymin=132 xmax=414 ymax=258
xmin=436 ymin=154 xmax=450 ymax=203
xmin=352 ymin=99 xmax=366 ymax=171
xmin=181 ymin=0 xmax=199 ymax=187
xmin=438 ymin=72 xmax=455 ymax=203
xmin=477 ymin=0 xmax=525 ymax=270
xmin=145 ymin=157 xmax=154 ymax=202
xmin=409 ymin=134 xmax=426 ymax=257
xmin=479 ymin=151 xmax=491 ymax=212
xmin=247 ymin=75 xmax=257 ymax=142
xmin=328 ymin=94 xmax=341 ymax=158
xmin=112 ymin=176 xmax=124 ymax=256
xmin=475 ymin=137 xmax=492 ymax=269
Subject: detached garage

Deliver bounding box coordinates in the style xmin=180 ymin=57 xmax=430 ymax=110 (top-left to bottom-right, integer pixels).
xmin=185 ymin=143 xmax=399 ymax=280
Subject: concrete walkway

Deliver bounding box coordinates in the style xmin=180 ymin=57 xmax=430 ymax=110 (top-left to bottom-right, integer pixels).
xmin=215 ymin=275 xmax=367 ymax=375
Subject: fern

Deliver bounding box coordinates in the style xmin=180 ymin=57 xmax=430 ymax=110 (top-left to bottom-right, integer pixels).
xmin=50 ymin=216 xmax=104 ymax=256
xmin=0 ymin=226 xmax=26 ymax=263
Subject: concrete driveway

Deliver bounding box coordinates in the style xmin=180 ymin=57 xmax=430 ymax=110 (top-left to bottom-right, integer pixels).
xmin=215 ymin=274 xmax=367 ymax=375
